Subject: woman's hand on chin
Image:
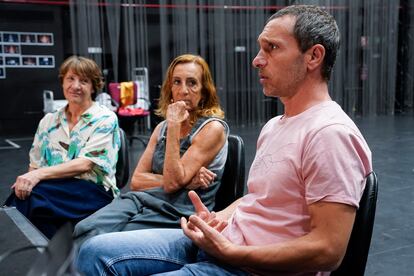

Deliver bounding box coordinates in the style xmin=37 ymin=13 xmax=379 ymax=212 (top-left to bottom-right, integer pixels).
xmin=167 ymin=101 xmax=189 ymax=123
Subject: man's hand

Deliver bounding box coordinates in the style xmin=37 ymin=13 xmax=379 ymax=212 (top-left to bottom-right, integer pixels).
xmin=186 ymin=167 xmax=217 ymax=190
xmin=184 ymin=191 xmax=228 ymax=232
xmin=181 ymin=211 xmax=234 ymax=261
xmin=11 ymin=170 xmax=41 ymax=200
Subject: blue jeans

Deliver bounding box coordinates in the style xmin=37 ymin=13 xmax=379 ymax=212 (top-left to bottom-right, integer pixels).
xmin=76 ymin=228 xmax=249 ymax=275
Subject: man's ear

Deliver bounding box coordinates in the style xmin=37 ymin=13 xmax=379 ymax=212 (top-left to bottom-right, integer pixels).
xmin=305 ymin=44 xmax=325 ymax=72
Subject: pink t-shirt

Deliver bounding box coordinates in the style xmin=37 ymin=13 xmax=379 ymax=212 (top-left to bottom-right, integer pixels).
xmin=222 ymin=101 xmax=372 ymax=275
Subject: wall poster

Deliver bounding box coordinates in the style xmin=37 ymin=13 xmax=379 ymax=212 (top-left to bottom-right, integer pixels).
xmin=0 ymin=31 xmax=55 ymax=79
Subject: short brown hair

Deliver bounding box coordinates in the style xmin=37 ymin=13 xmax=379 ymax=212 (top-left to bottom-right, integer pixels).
xmin=155 ymin=54 xmax=224 ymax=120
xmin=59 ymin=55 xmax=104 ymax=93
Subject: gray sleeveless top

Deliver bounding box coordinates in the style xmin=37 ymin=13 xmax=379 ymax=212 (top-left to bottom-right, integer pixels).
xmin=130 ymin=116 xmax=229 ymax=219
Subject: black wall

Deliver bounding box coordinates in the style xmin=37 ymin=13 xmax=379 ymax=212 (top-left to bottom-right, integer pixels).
xmin=0 ymin=4 xmax=67 ymax=135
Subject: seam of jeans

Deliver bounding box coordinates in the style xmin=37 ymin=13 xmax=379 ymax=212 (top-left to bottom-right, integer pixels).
xmin=104 ymin=253 xmax=188 ymax=268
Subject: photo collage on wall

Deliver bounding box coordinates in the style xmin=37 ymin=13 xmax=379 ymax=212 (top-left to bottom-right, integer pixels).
xmin=0 ymin=31 xmax=55 ymax=79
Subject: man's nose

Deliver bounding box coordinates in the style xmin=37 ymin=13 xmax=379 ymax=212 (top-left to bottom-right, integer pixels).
xmin=252 ymin=52 xmax=266 ymax=68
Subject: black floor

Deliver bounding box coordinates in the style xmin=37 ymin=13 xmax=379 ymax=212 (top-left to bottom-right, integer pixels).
xmin=1 ymin=114 xmax=413 ymax=275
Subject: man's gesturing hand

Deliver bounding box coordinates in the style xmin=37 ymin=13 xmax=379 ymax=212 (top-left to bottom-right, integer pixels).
xmin=181 ymin=192 xmax=234 ymax=261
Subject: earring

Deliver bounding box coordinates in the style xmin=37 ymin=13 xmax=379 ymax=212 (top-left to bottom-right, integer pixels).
xmin=170 ymin=99 xmax=174 ymax=103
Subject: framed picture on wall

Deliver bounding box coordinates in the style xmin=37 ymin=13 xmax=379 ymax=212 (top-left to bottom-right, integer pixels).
xmin=0 ymin=33 xmax=2 ymax=43
xmin=3 ymin=33 xmax=19 ymax=43
xmin=4 ymin=56 xmax=20 ymax=67
xmin=22 ymin=56 xmax=37 ymax=67
xmin=3 ymin=44 xmax=20 ymax=55
xmin=0 ymin=56 xmax=3 ymax=65
xmin=0 ymin=67 xmax=5 ymax=79
xmin=0 ymin=45 xmax=2 ymax=53
xmin=5 ymin=56 xmax=20 ymax=67
xmin=37 ymin=33 xmax=53 ymax=45
xmin=20 ymin=33 xmax=37 ymax=44
xmin=38 ymin=55 xmax=54 ymax=67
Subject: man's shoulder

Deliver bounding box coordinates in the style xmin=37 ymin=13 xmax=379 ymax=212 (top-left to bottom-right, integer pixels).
xmin=303 ymin=101 xmax=358 ymax=130
xmin=303 ymin=103 xmax=368 ymax=150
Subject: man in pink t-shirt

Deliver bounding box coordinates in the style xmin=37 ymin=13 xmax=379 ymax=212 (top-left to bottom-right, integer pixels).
xmin=77 ymin=5 xmax=372 ymax=276
xmin=181 ymin=4 xmax=372 ymax=275
xmin=222 ymin=101 xmax=371 ymax=249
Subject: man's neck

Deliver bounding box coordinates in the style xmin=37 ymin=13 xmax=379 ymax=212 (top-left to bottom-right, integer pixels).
xmin=280 ymin=80 xmax=331 ymax=117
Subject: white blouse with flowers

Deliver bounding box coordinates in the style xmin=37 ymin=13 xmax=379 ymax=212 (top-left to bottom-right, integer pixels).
xmin=29 ymin=102 xmax=121 ymax=197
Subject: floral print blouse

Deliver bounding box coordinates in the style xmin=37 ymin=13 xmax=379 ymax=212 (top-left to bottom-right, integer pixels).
xmin=29 ymin=102 xmax=121 ymax=196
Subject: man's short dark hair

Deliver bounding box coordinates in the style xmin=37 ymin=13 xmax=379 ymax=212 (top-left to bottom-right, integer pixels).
xmin=268 ymin=5 xmax=340 ymax=81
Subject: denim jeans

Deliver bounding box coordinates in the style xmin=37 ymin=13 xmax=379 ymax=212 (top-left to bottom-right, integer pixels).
xmin=76 ymin=228 xmax=249 ymax=276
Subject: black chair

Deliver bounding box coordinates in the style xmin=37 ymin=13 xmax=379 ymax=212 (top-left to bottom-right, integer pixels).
xmin=27 ymin=223 xmax=78 ymax=276
xmin=331 ymin=171 xmax=378 ymax=276
xmin=115 ymin=128 xmax=130 ymax=190
xmin=213 ymin=134 xmax=246 ymax=212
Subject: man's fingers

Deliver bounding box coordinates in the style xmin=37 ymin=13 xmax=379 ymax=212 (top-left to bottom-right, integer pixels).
xmin=186 ymin=211 xmax=209 ymax=231
xmin=180 ymin=217 xmax=188 ymax=229
xmin=188 ymin=214 xmax=217 ymax=238
xmin=199 ymin=211 xmax=210 ymax=220
xmin=188 ymin=190 xmax=209 ymax=214
xmin=215 ymin=221 xmax=228 ymax=232
xmin=181 ymin=217 xmax=193 ymax=237
xmin=181 ymin=217 xmax=201 ymax=240
xmin=208 ymin=218 xmax=220 ymax=228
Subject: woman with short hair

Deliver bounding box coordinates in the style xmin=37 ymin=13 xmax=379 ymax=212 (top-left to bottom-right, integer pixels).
xmin=5 ymin=56 xmax=120 ymax=238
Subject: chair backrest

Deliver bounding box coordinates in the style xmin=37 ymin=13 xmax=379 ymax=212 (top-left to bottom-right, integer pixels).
xmin=115 ymin=128 xmax=130 ymax=189
xmin=213 ymin=134 xmax=246 ymax=212
xmin=331 ymin=171 xmax=378 ymax=276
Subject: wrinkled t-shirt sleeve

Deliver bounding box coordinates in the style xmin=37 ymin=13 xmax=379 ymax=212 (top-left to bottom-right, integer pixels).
xmin=302 ymin=124 xmax=372 ymax=207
